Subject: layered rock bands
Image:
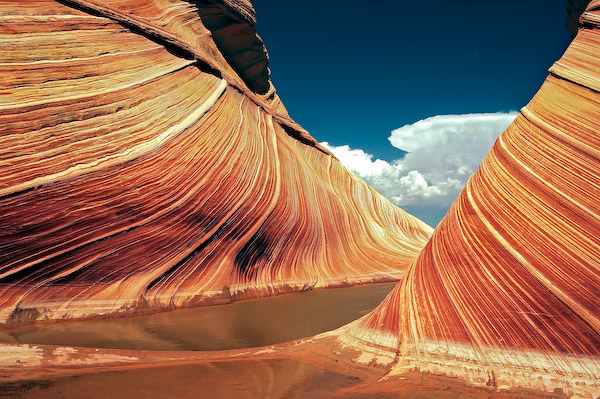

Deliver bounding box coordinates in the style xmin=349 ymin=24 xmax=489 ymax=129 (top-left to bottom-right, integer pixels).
xmin=346 ymin=1 xmax=600 ymax=396
xmin=0 ymin=0 xmax=599 ymax=398
xmin=0 ymin=0 xmax=432 ymax=326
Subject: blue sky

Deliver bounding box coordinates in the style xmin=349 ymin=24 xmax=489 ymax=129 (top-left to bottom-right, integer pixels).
xmin=252 ymin=0 xmax=573 ymax=225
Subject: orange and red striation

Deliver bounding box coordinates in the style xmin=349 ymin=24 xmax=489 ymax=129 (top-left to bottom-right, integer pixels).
xmin=1 ymin=0 xmax=600 ymax=397
xmin=0 ymin=0 xmax=432 ymax=326
xmin=352 ymin=1 xmax=600 ymax=395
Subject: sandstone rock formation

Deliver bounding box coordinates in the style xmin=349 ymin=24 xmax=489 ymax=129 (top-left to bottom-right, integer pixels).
xmin=344 ymin=0 xmax=600 ymax=395
xmin=0 ymin=0 xmax=432 ymax=327
xmin=0 ymin=0 xmax=599 ymax=398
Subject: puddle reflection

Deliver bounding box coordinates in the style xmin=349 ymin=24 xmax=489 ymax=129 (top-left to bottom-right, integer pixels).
xmin=0 ymin=282 xmax=397 ymax=351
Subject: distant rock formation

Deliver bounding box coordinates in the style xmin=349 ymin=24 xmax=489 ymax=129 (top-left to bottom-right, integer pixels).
xmin=0 ymin=0 xmax=432 ymax=326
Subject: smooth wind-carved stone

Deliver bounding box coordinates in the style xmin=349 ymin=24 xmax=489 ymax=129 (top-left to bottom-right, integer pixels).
xmin=0 ymin=0 xmax=432 ymax=326
xmin=0 ymin=1 xmax=599 ymax=399
xmin=346 ymin=1 xmax=600 ymax=396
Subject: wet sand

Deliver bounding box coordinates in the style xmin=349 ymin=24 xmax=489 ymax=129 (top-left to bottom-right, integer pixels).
xmin=0 ymin=282 xmax=570 ymax=398
xmin=0 ymin=362 xmax=568 ymax=399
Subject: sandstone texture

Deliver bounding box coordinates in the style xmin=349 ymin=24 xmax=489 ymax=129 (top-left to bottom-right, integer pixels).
xmin=348 ymin=1 xmax=600 ymax=396
xmin=0 ymin=1 xmax=599 ymax=398
xmin=0 ymin=0 xmax=432 ymax=327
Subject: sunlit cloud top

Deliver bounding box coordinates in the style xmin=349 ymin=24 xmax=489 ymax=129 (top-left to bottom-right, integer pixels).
xmin=321 ymin=112 xmax=518 ymax=225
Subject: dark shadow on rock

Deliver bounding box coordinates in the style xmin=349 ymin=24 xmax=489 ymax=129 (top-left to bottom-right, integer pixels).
xmin=187 ymin=0 xmax=271 ymax=94
xmin=567 ymin=0 xmax=592 ymax=37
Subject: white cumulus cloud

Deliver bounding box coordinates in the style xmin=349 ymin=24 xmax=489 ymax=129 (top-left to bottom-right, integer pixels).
xmin=321 ymin=112 xmax=517 ymax=225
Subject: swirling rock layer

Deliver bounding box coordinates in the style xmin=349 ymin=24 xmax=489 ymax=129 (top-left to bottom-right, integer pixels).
xmin=0 ymin=0 xmax=432 ymax=326
xmin=1 ymin=1 xmax=599 ymax=398
xmin=346 ymin=1 xmax=600 ymax=396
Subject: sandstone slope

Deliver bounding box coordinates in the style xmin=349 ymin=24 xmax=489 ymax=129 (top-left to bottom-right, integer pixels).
xmin=0 ymin=0 xmax=432 ymax=326
xmin=346 ymin=1 xmax=600 ymax=396
xmin=0 ymin=1 xmax=599 ymax=398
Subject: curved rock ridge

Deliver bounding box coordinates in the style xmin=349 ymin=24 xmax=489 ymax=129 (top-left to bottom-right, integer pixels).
xmin=341 ymin=2 xmax=600 ymax=396
xmin=53 ymin=0 xmax=327 ymax=153
xmin=0 ymin=0 xmax=432 ymax=326
xmin=0 ymin=2 xmax=599 ymax=399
